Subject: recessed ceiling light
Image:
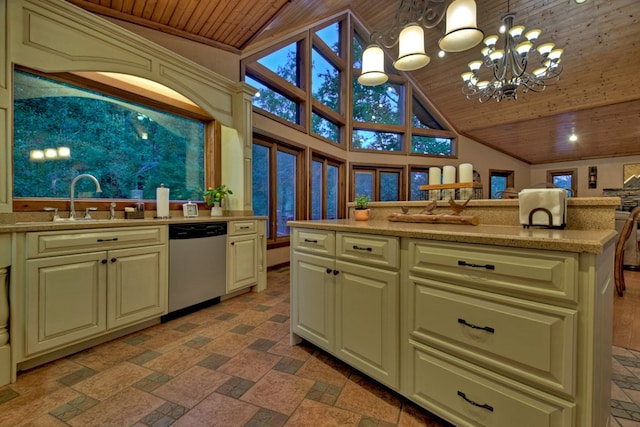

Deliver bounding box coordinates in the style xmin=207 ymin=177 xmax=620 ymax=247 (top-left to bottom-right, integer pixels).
xmin=575 ymin=0 xmax=586 ymax=4
xmin=569 ymin=133 xmax=578 ymax=142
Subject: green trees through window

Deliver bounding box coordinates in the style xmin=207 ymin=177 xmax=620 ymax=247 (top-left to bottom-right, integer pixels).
xmin=13 ymin=70 xmax=205 ymax=201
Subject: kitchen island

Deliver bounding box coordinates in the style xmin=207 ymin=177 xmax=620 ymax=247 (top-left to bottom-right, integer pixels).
xmin=289 ymin=219 xmax=616 ymax=427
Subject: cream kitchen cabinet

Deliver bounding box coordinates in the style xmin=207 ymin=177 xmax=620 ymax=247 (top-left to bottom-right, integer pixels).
xmin=290 ymin=227 xmax=400 ymax=389
xmin=404 ymin=238 xmax=612 ymax=427
xmin=226 ymin=220 xmax=259 ymax=293
xmin=19 ymin=226 xmax=167 ymax=361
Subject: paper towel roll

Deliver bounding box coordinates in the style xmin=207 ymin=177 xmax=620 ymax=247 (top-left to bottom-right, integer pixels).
xmin=428 ymin=167 xmax=441 ymax=200
xmin=156 ymin=184 xmax=170 ymax=218
xmin=442 ymin=165 xmax=456 ymax=200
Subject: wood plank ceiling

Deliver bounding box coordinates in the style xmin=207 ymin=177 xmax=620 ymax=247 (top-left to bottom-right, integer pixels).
xmin=66 ymin=0 xmax=640 ymax=165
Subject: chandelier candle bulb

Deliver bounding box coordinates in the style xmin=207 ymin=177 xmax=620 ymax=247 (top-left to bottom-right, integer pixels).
xmin=428 ymin=167 xmax=442 ymax=200
xmin=443 ymin=165 xmax=456 ymax=200
xmin=156 ymin=184 xmax=170 ymax=219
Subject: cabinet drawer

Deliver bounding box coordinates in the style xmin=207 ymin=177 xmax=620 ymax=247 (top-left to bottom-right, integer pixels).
xmin=228 ymin=220 xmax=257 ymax=235
xmin=409 ymin=240 xmax=578 ymax=302
xmin=409 ymin=277 xmax=576 ymax=395
xmin=408 ymin=343 xmax=574 ymax=427
xmin=291 ymin=228 xmax=335 ymax=256
xmin=27 ymin=226 xmax=167 ymax=258
xmin=337 ymin=233 xmax=399 ymax=269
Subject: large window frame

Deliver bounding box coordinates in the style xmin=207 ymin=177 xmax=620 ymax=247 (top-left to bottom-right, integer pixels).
xmin=12 ymin=67 xmax=220 ymax=213
xmin=489 ymin=169 xmax=515 ymax=199
xmin=310 ymin=151 xmax=346 ymax=220
xmin=252 ymin=135 xmax=306 ymax=246
xmin=547 ymin=168 xmax=578 ymax=196
xmin=350 ymin=164 xmax=406 ymax=202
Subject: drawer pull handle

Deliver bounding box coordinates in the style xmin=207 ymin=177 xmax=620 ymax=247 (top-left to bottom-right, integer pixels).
xmin=353 ymin=245 xmax=372 ymax=252
xmin=458 ymin=260 xmax=495 ymax=270
xmin=240 ymin=226 xmax=251 ymax=229
xmin=458 ymin=318 xmax=495 ymax=334
xmin=326 ymin=268 xmax=332 ymax=274
xmin=97 ymin=238 xmax=119 ymax=242
xmin=457 ymin=391 xmax=494 ymax=412
xmin=333 ymin=270 xmax=339 ymax=276
xmin=304 ymin=238 xmax=318 ymax=243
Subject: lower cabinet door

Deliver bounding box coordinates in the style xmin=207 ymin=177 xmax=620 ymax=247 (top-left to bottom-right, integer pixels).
xmin=407 ymin=341 xmax=574 ymax=427
xmin=227 ymin=234 xmax=258 ymax=292
xmin=291 ymin=251 xmax=335 ymax=352
xmin=107 ymin=245 xmax=167 ymax=329
xmin=335 ymin=260 xmax=399 ymax=389
xmin=26 ymin=252 xmax=107 ymax=355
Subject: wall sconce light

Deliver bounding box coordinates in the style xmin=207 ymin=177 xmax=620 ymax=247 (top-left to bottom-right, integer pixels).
xmin=588 ymin=166 xmax=597 ymax=189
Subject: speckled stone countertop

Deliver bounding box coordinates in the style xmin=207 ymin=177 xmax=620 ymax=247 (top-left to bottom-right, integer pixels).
xmin=0 ymin=214 xmax=266 ymax=233
xmin=288 ymin=219 xmax=617 ymax=254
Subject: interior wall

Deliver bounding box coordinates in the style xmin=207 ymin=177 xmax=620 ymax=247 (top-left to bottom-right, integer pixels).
xmin=530 ymin=155 xmax=640 ymax=197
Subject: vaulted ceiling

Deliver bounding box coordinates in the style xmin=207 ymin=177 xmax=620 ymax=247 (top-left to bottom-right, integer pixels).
xmin=65 ymin=0 xmax=640 ymax=165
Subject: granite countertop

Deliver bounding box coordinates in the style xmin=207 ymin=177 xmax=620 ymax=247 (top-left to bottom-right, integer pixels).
xmin=0 ymin=214 xmax=266 ymax=233
xmin=288 ymin=219 xmax=618 ymax=254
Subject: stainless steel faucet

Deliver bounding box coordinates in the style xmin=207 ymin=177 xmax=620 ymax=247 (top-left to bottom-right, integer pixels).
xmin=70 ymin=174 xmax=102 ymax=219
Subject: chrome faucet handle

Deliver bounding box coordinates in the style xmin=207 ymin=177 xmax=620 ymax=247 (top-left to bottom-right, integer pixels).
xmin=84 ymin=207 xmax=98 ymax=219
xmin=44 ymin=207 xmax=60 ymax=222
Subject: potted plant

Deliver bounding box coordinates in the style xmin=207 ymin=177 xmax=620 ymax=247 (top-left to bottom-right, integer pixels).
xmin=353 ymin=194 xmax=371 ymax=221
xmin=204 ymin=184 xmax=233 ymax=216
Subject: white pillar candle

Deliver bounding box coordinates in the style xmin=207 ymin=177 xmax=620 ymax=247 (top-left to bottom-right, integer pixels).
xmin=459 ymin=163 xmax=473 ymax=183
xmin=428 ymin=167 xmax=441 ymax=200
xmin=442 ymin=165 xmax=456 ymax=200
xmin=443 ymin=165 xmax=456 ymax=183
xmin=459 ymin=163 xmax=473 ymax=199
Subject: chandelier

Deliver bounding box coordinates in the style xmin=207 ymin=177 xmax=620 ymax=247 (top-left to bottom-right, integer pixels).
xmin=460 ymin=10 xmax=564 ymax=102
xmin=358 ymin=0 xmax=483 ymax=86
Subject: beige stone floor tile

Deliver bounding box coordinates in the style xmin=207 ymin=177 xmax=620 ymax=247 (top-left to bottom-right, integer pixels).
xmin=17 ymin=413 xmax=70 ymax=426
xmin=173 ymin=392 xmax=259 ymax=427
xmin=0 ymin=383 xmax=80 ymax=425
xmin=152 ymin=365 xmax=231 ymax=408
xmin=295 ymin=351 xmax=352 ymax=388
xmin=68 ymin=387 xmax=164 ymax=427
xmin=9 ymin=359 xmax=81 ymax=393
xmin=218 ymin=348 xmax=282 ymax=382
xmin=612 ymin=381 xmax=633 ymax=402
xmin=241 ymin=370 xmax=314 ymax=416
xmin=72 ymin=362 xmax=153 ymax=401
xmin=142 ymin=345 xmax=208 ymax=377
xmin=268 ymin=337 xmax=315 ymax=361
xmin=200 ymin=331 xmax=257 ymax=357
xmin=69 ymin=339 xmax=147 ymax=371
xmin=248 ymin=319 xmax=290 ymax=341
xmin=286 ymin=399 xmax=361 ymax=426
xmin=335 ymin=373 xmax=402 ymax=424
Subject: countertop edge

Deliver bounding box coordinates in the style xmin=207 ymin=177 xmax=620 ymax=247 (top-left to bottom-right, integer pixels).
xmin=288 ymin=219 xmax=617 ymax=254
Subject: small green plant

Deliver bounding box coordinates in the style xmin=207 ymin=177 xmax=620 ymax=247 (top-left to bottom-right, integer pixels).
xmin=354 ymin=194 xmax=371 ymax=210
xmin=203 ymin=184 xmax=233 ymax=206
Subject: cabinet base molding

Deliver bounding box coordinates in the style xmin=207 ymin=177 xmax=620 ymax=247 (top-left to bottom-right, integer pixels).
xmin=16 ymin=318 xmax=159 ymax=372
xmin=0 ymin=345 xmax=10 ymax=386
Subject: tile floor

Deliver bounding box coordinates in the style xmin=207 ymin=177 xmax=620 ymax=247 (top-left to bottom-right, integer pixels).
xmin=0 ymin=266 xmax=637 ymax=426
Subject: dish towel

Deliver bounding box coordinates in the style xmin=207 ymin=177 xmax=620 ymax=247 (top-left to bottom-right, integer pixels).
xmin=518 ymin=189 xmax=568 ymax=228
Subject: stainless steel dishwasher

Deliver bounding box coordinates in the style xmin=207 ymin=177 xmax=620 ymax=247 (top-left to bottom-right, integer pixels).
xmin=164 ymin=222 xmax=227 ymax=321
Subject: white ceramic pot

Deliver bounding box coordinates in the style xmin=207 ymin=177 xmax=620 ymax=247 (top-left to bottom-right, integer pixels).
xmin=210 ymin=202 xmax=223 ymax=216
